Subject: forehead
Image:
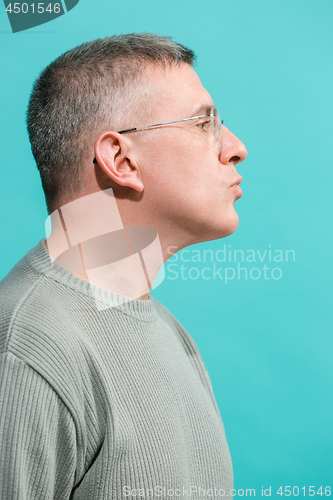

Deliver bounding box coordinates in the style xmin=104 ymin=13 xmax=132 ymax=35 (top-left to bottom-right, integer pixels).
xmin=145 ymin=63 xmax=214 ymax=120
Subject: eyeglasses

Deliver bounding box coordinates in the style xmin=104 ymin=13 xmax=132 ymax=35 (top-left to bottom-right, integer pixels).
xmin=93 ymin=107 xmax=223 ymax=164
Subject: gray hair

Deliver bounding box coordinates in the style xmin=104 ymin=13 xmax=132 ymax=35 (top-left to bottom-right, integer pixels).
xmin=26 ymin=33 xmax=196 ymax=214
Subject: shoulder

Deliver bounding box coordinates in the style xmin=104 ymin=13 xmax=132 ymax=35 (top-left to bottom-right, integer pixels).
xmin=0 ymin=247 xmax=102 ymax=422
xmin=0 ymin=252 xmax=84 ymax=357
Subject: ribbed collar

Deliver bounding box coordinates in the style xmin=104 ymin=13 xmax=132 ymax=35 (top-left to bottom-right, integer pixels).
xmin=25 ymin=239 xmax=158 ymax=322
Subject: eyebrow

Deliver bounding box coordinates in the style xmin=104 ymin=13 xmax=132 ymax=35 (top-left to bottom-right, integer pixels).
xmin=190 ymin=104 xmax=214 ymax=117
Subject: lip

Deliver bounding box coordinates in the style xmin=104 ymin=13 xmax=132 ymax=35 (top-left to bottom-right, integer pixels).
xmin=229 ymin=176 xmax=243 ymax=197
xmin=229 ymin=176 xmax=243 ymax=188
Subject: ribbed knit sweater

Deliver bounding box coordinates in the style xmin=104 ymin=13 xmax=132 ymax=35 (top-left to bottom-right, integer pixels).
xmin=0 ymin=239 xmax=233 ymax=499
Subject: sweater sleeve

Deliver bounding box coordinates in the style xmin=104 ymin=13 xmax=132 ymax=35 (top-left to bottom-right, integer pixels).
xmin=0 ymin=352 xmax=77 ymax=500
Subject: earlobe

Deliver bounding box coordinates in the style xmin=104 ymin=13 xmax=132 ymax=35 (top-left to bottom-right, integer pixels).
xmin=116 ymin=156 xmax=144 ymax=192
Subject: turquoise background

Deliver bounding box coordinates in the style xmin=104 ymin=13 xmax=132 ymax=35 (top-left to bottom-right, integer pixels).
xmin=1 ymin=0 xmax=332 ymax=495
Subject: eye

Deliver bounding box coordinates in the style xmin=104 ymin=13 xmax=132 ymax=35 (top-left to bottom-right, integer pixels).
xmin=196 ymin=120 xmax=211 ymax=132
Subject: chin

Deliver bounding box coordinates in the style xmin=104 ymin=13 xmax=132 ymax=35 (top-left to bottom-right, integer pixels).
xmin=190 ymin=208 xmax=240 ymax=244
xmin=209 ymin=211 xmax=240 ymax=241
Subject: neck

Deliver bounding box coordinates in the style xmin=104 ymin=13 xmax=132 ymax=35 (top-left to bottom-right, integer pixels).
xmin=45 ymin=189 xmax=165 ymax=301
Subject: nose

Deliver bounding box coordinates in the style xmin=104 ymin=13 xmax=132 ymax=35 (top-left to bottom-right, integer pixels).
xmin=219 ymin=125 xmax=248 ymax=165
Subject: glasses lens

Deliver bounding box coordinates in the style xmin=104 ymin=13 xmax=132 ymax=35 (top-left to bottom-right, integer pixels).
xmin=211 ymin=107 xmax=222 ymax=140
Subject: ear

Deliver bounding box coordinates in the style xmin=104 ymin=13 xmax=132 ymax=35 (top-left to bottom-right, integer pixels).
xmin=94 ymin=131 xmax=144 ymax=192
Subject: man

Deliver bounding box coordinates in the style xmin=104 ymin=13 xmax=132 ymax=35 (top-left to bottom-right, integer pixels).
xmin=0 ymin=33 xmax=247 ymax=499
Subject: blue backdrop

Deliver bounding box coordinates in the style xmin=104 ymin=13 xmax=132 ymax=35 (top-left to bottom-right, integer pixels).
xmin=1 ymin=0 xmax=332 ymax=496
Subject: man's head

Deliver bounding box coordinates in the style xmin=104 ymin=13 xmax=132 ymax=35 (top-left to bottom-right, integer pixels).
xmin=27 ymin=33 xmax=195 ymax=214
xmin=27 ymin=33 xmax=247 ymax=253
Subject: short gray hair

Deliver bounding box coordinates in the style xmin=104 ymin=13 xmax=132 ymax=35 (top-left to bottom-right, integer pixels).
xmin=26 ymin=33 xmax=196 ymax=214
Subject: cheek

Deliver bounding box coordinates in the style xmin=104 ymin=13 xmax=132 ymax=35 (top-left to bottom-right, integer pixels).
xmin=139 ymin=134 xmax=228 ymax=216
xmin=141 ymin=134 xmax=203 ymax=190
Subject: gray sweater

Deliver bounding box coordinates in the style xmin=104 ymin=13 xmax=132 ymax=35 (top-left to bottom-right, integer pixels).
xmin=0 ymin=239 xmax=233 ymax=499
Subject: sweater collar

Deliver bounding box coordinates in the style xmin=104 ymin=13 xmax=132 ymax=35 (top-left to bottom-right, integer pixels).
xmin=25 ymin=239 xmax=158 ymax=322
